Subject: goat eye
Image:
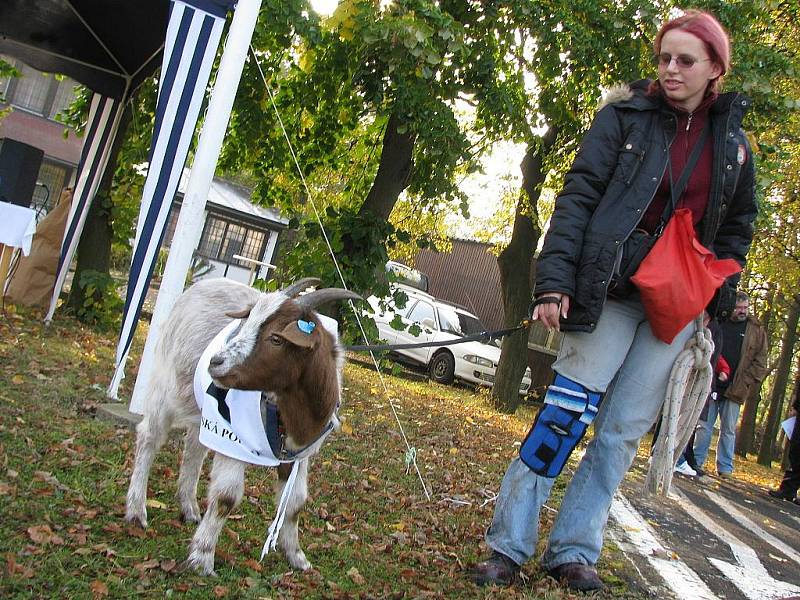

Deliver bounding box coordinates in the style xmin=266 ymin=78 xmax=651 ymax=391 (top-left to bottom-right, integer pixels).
xmin=269 ymin=334 xmax=284 ymax=345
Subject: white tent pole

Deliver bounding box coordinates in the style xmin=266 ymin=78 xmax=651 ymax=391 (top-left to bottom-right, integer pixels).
xmin=128 ymin=0 xmax=263 ymax=414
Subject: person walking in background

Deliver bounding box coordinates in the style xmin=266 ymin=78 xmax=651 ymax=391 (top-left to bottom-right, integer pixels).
xmin=470 ymin=10 xmax=757 ymax=592
xmin=769 ymin=386 xmax=800 ymax=503
xmin=693 ymin=291 xmax=767 ymax=478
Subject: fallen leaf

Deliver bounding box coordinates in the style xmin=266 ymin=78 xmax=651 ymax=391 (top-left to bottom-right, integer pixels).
xmin=146 ymin=499 xmax=166 ymax=509
xmin=27 ymin=525 xmax=64 ymax=545
xmin=134 ymin=558 xmax=159 ymax=572
xmin=11 ymin=375 xmax=24 ymax=385
xmin=160 ymin=559 xmax=177 ymax=572
xmin=90 ymin=580 xmax=109 ymax=598
xmin=347 ymin=567 xmax=365 ymax=585
xmin=243 ymin=558 xmax=262 ymax=573
xmin=5 ymin=553 xmax=34 ymax=578
xmin=213 ymin=585 xmax=229 ymax=597
xmin=102 ymin=523 xmax=123 ymax=534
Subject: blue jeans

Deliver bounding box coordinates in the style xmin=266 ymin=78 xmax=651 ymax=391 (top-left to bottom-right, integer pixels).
xmin=485 ymin=297 xmax=695 ymax=568
xmin=692 ymin=398 xmax=740 ymax=475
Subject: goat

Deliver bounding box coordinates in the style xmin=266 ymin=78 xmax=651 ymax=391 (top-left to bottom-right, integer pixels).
xmin=124 ymin=277 xmax=360 ymax=575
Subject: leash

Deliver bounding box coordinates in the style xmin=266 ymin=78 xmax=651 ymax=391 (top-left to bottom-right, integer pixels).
xmin=345 ymin=321 xmax=531 ymax=352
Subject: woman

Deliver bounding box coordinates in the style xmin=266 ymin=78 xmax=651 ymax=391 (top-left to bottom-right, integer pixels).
xmin=471 ymin=10 xmax=756 ymax=591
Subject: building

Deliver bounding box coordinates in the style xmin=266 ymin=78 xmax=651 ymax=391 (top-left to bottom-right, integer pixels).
xmin=162 ymin=170 xmax=288 ymax=284
xmin=0 ymin=55 xmax=82 ymax=213
xmin=412 ymin=238 xmax=561 ymax=395
xmin=1 ymin=58 xmax=287 ymax=285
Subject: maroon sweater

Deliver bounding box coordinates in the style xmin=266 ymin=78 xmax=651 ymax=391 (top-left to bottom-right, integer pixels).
xmin=638 ymin=93 xmax=716 ymax=234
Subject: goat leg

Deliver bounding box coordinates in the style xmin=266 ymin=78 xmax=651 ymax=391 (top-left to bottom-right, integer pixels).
xmin=176 ymin=425 xmax=208 ymax=523
xmin=185 ymin=454 xmax=245 ymax=576
xmin=125 ymin=414 xmax=170 ymax=528
xmin=276 ymin=459 xmax=312 ymax=571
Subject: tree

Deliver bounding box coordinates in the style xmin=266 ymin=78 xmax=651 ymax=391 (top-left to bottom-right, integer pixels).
xmin=489 ymin=0 xmax=665 ymax=411
xmin=758 ymin=294 xmax=800 ymax=466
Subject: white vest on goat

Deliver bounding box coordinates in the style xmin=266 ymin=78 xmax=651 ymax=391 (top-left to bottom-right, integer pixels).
xmin=193 ymin=315 xmax=339 ymax=465
xmin=193 ymin=314 xmax=339 ymax=558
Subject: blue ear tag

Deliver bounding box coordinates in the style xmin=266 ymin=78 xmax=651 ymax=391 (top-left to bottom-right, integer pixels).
xmin=297 ymin=319 xmax=316 ymax=335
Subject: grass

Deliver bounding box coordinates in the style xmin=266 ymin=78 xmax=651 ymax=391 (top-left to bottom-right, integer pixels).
xmin=1 ymin=303 xmax=764 ymax=599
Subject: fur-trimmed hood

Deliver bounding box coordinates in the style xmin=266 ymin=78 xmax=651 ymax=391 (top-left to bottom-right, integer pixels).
xmin=597 ymin=83 xmax=635 ymax=110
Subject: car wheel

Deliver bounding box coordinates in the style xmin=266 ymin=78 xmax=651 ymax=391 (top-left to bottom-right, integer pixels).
xmin=429 ymin=351 xmax=455 ymax=385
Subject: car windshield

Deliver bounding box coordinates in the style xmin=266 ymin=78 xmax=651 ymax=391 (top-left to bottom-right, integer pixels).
xmin=438 ymin=305 xmax=484 ymax=337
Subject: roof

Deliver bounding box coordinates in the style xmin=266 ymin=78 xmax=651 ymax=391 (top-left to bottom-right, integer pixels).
xmin=175 ymin=168 xmax=288 ymax=227
xmin=0 ymin=0 xmax=169 ymax=98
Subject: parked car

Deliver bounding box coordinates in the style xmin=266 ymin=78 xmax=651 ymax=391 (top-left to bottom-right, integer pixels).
xmin=385 ymin=260 xmax=429 ymax=292
xmin=366 ymin=284 xmax=532 ymax=395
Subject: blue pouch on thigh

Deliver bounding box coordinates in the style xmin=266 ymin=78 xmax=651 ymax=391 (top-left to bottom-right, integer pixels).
xmin=519 ymin=374 xmax=603 ymax=478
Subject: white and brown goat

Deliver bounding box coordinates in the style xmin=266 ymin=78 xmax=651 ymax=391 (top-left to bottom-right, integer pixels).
xmin=124 ymin=277 xmax=359 ymax=575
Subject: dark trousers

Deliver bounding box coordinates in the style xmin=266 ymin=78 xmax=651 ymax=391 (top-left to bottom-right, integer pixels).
xmin=779 ymin=418 xmax=800 ymax=495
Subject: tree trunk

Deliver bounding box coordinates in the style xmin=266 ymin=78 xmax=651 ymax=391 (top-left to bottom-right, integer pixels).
xmin=757 ymin=294 xmax=800 ymax=466
xmin=736 ymin=284 xmax=776 ymax=456
xmin=66 ymin=103 xmax=133 ymax=314
xmin=735 ymin=391 xmax=761 ymax=457
xmin=493 ymin=128 xmax=557 ymax=413
xmin=358 ymin=111 xmax=415 ymax=222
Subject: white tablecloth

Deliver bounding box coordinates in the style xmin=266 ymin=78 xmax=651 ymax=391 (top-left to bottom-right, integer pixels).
xmin=0 ymin=201 xmax=37 ymax=255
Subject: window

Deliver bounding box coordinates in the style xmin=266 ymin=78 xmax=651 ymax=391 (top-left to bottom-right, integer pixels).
xmin=196 ymin=215 xmax=268 ymax=267
xmin=438 ymin=305 xmax=483 ymax=337
xmin=50 ymin=79 xmax=78 ymax=119
xmin=30 ymin=161 xmax=70 ymax=215
xmin=0 ymin=58 xmax=78 ymax=120
xmin=407 ymin=300 xmax=436 ymax=327
xmin=11 ymin=63 xmax=51 ymax=114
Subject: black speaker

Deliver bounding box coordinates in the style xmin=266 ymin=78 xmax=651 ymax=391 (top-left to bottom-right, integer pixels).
xmin=0 ymin=138 xmax=45 ymax=207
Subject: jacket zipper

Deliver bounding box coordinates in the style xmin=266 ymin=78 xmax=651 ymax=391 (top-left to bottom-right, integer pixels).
xmin=605 ymin=112 xmax=676 ymax=298
xmin=703 ymin=94 xmax=739 ymax=244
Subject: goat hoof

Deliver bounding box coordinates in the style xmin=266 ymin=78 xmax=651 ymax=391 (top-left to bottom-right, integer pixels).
xmin=286 ymin=551 xmax=312 ymax=571
xmin=124 ymin=511 xmax=148 ymax=529
xmin=179 ymin=508 xmax=202 ymax=524
xmin=184 ymin=550 xmax=216 ymax=576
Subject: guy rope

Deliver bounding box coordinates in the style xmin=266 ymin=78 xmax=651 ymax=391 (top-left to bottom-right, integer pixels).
xmin=645 ymin=315 xmax=714 ymax=496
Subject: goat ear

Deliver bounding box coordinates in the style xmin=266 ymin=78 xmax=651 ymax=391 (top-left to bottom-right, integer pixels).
xmin=226 ymin=306 xmax=252 ymax=319
xmin=277 ymin=320 xmax=317 ymax=349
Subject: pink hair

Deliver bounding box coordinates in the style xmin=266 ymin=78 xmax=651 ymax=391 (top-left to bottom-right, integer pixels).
xmin=654 ymin=10 xmax=731 ymax=92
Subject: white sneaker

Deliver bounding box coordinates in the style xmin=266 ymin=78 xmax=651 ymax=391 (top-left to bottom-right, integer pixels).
xmin=674 ymin=461 xmax=697 ymax=477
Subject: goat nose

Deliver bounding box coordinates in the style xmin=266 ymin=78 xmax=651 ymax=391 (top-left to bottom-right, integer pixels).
xmin=209 ymin=354 xmax=224 ymax=368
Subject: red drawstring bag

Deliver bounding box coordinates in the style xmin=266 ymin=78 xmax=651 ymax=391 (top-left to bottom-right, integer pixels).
xmin=631 ymin=208 xmax=742 ymax=344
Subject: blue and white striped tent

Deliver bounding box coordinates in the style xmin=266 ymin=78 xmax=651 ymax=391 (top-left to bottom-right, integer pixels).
xmin=108 ymin=0 xmax=236 ymax=393
xmin=45 ymin=0 xmax=234 ymax=331
xmin=10 ymin=0 xmax=259 ymax=404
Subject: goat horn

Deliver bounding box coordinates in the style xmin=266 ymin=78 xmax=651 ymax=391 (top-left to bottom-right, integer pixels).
xmin=281 ymin=277 xmax=322 ymax=298
xmin=295 ymin=288 xmax=363 ymax=309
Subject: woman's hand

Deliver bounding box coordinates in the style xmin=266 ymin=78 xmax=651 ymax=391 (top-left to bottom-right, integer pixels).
xmin=532 ymin=293 xmax=570 ymax=331
xmin=717 ymin=372 xmax=729 ymax=383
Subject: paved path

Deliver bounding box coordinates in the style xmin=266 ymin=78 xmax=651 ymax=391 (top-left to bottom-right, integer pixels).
xmin=612 ymin=465 xmax=800 ymax=599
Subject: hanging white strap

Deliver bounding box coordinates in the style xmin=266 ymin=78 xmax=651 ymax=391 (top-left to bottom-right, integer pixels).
xmin=260 ymin=458 xmax=302 ymax=559
xmin=646 ymin=316 xmax=714 ymax=496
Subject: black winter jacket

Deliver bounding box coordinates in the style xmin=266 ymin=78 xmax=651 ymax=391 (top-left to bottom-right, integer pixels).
xmin=535 ymin=80 xmax=757 ymax=332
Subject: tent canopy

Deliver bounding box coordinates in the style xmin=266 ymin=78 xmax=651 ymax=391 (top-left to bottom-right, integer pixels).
xmin=0 ymin=0 xmax=170 ymax=98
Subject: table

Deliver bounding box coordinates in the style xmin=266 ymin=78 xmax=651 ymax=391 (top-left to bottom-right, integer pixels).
xmin=0 ymin=201 xmax=38 ymax=293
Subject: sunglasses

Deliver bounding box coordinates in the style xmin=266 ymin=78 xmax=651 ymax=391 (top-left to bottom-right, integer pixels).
xmin=655 ymin=53 xmax=711 ymax=69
